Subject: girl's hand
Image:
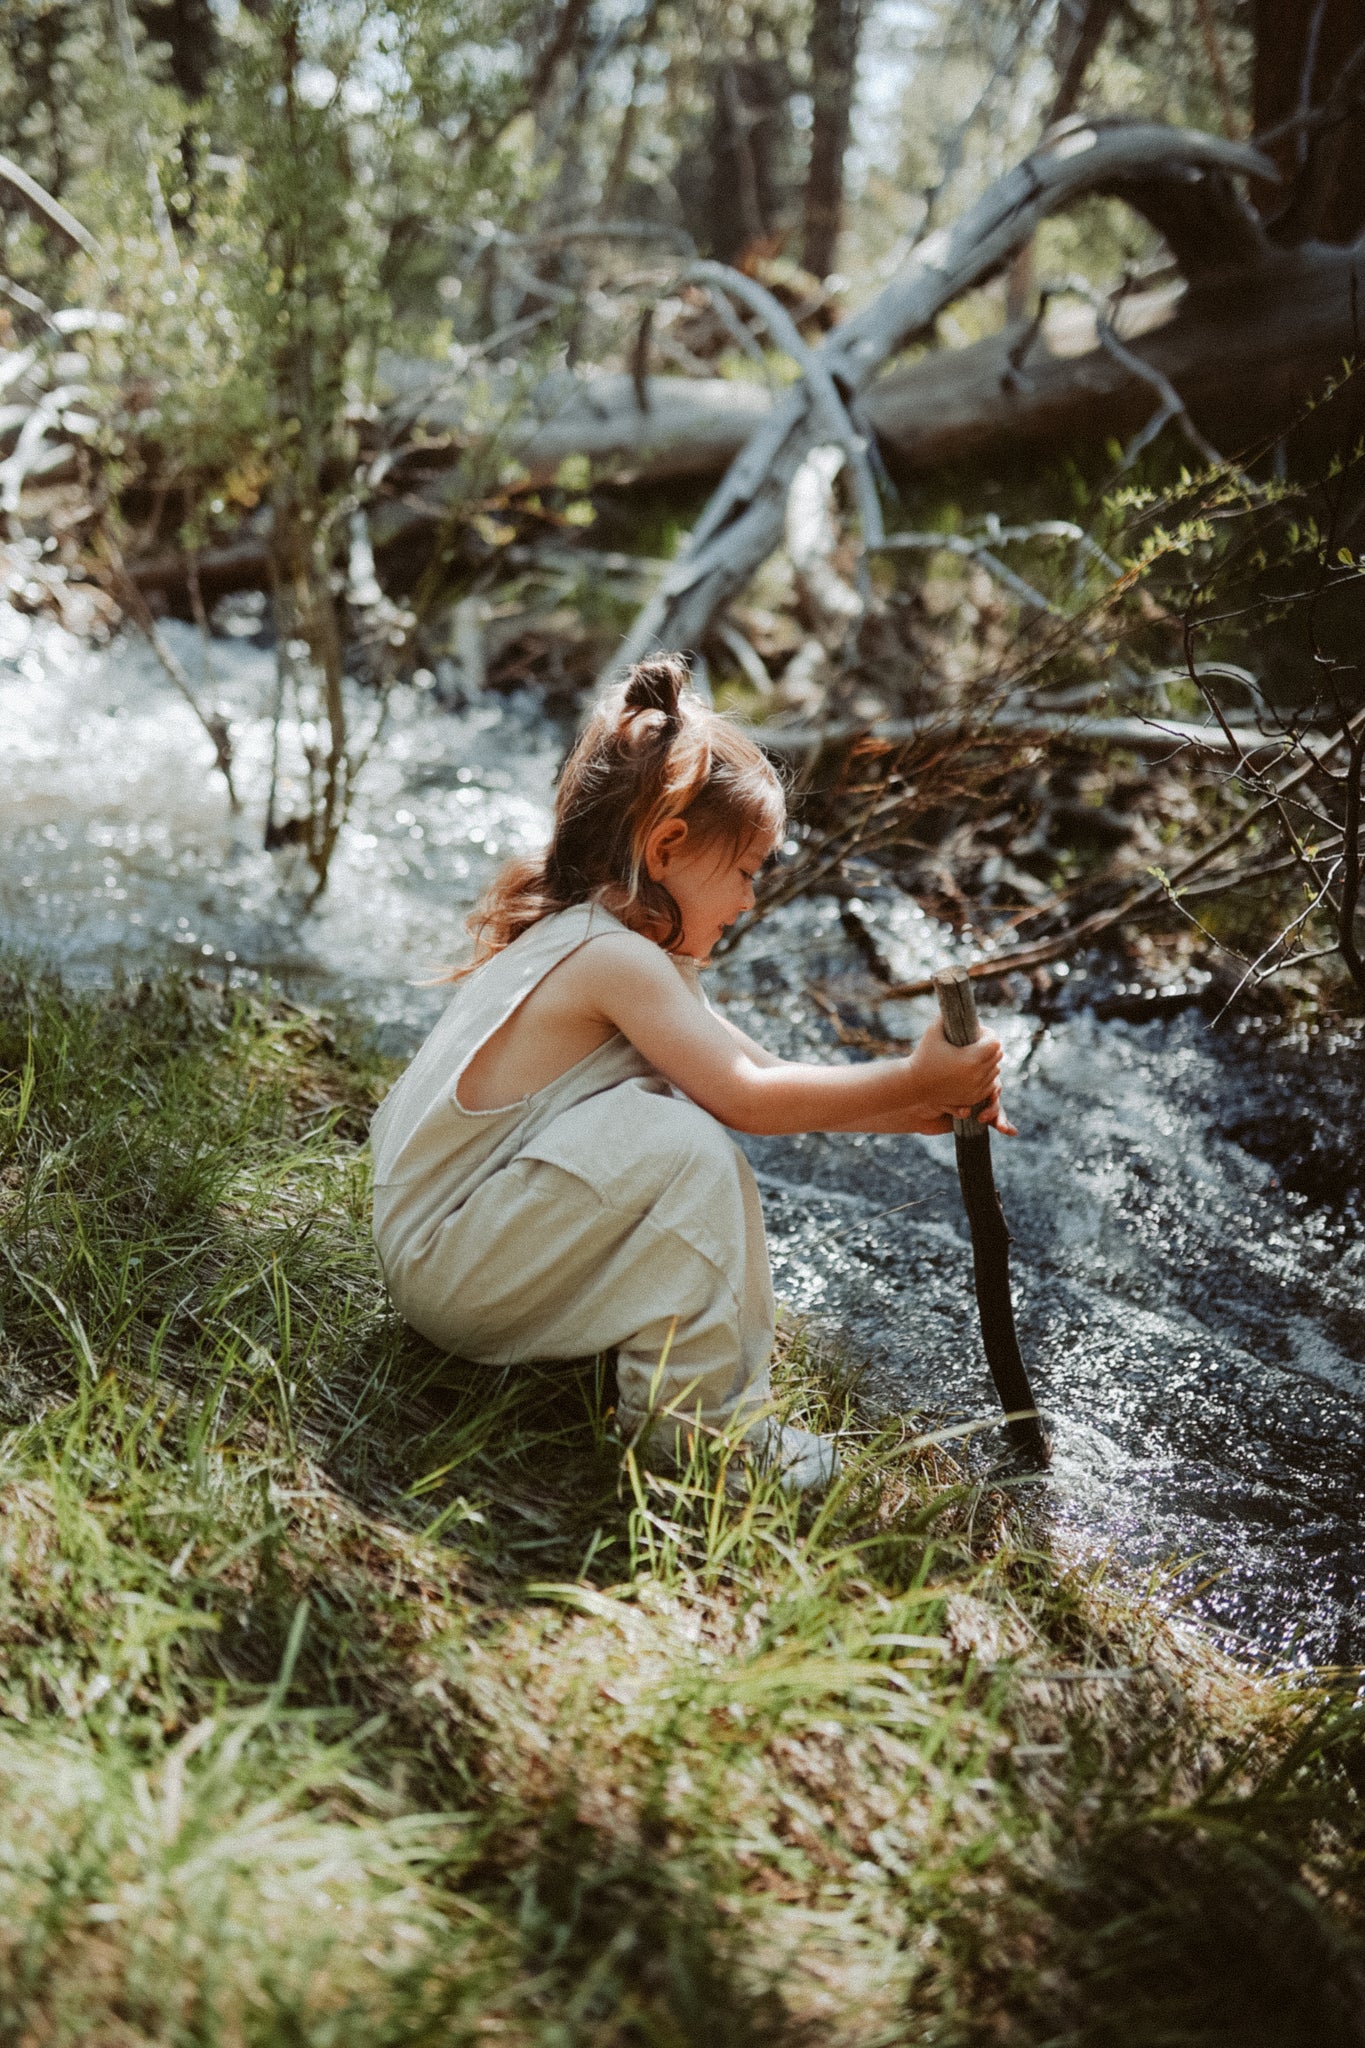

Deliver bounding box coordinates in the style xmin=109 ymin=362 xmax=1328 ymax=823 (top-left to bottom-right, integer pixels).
xmin=979 ymin=1088 xmax=1018 ymax=1136
xmin=906 ymin=1017 xmax=1003 ymax=1114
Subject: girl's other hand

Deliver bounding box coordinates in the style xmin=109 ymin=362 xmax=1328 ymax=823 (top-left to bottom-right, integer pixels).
xmin=919 ymin=1085 xmax=1017 ymax=1138
xmin=972 ymin=1085 xmax=1017 ymax=1137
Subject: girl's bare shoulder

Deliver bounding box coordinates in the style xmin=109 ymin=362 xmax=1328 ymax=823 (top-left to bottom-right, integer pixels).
xmin=578 ymin=923 xmax=675 ymax=979
xmin=567 ymin=926 xmax=701 ymax=1018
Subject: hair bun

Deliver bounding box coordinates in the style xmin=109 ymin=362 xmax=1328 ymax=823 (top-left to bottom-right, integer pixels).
xmin=623 ymin=654 xmax=689 ymax=722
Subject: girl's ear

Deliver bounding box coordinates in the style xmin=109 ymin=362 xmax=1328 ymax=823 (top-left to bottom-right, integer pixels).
xmin=644 ymin=816 xmax=689 ymax=880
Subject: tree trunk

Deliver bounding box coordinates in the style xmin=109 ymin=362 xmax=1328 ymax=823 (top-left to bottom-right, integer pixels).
xmin=132 ymin=0 xmax=219 ymax=101
xmin=1006 ymin=0 xmax=1120 ymax=319
xmin=1048 ymin=0 xmax=1121 ymax=128
xmin=705 ymin=33 xmax=795 ymax=263
xmin=802 ymin=0 xmax=864 ymax=281
xmin=0 ymin=4 xmax=75 ymax=196
xmin=527 ymin=0 xmax=594 ymax=111
xmin=713 ymin=61 xmax=767 ymax=258
xmin=1252 ymin=0 xmax=1365 ymax=243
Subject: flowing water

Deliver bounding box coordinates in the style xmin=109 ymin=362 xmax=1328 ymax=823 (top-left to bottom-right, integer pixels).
xmin=3 ymin=608 xmax=1362 ymax=1665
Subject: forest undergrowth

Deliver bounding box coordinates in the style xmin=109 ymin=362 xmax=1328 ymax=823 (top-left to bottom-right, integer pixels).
xmin=0 ymin=964 xmax=1363 ymax=2046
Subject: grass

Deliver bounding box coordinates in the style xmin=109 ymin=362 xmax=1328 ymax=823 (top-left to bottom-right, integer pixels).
xmin=0 ymin=962 xmax=1363 ymax=2045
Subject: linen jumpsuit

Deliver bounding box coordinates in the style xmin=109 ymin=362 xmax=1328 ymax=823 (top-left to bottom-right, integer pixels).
xmin=370 ymin=902 xmax=776 ymax=1440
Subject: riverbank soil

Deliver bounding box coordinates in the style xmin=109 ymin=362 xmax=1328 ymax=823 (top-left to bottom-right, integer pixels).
xmin=1 ymin=966 xmax=1362 ymax=2044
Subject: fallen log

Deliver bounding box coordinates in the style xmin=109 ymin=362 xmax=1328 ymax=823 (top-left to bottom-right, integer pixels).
xmin=284 ymin=123 xmax=1300 ymax=597
xmin=129 ymin=534 xmax=272 ymax=599
xmin=373 ymin=241 xmax=1364 ymax=519
xmin=867 ymin=242 xmax=1365 ymax=479
xmin=366 ymin=236 xmax=1365 ymax=543
xmin=366 ymin=367 xmax=772 ymax=549
xmin=744 ymin=708 xmax=1338 ymax=761
xmin=128 ymin=374 xmax=773 ymax=596
xmin=124 ymin=134 xmax=1365 ymax=613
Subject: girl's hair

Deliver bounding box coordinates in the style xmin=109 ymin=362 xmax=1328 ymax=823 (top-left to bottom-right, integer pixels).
xmin=452 ymin=654 xmax=785 ymax=973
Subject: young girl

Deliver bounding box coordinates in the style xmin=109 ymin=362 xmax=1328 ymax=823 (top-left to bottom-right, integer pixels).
xmin=371 ymin=657 xmax=1008 ymax=1492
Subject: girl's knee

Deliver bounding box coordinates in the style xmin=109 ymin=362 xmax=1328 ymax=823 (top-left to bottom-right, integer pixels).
xmin=522 ymin=1090 xmax=742 ymax=1212
xmin=651 ymin=1098 xmax=738 ymax=1182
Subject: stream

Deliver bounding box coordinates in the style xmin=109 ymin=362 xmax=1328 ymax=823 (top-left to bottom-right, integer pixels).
xmin=2 ymin=605 xmax=1362 ymax=1666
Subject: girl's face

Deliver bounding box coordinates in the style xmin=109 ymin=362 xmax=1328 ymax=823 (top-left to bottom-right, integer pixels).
xmin=646 ymin=820 xmax=777 ymax=959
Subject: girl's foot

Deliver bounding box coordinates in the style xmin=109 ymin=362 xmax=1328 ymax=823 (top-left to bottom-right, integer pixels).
xmin=634 ymin=1418 xmax=840 ymax=1496
xmin=745 ymin=1420 xmax=840 ymax=1495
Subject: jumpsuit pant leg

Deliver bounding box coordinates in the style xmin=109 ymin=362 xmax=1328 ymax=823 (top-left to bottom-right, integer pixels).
xmin=391 ymin=1085 xmax=774 ymax=1436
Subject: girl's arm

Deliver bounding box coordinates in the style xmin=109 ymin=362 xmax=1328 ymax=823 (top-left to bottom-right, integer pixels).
xmin=578 ymin=932 xmax=1006 ymax=1137
xmin=706 ymin=1007 xmax=781 ymax=1066
xmin=707 ymin=1003 xmax=1011 ymax=1135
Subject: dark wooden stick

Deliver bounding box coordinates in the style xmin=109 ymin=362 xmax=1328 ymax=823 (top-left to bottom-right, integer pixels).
xmin=933 ymin=966 xmax=1050 ymax=1468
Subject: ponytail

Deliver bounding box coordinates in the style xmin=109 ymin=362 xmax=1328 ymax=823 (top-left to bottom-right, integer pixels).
xmin=448 ymin=654 xmax=784 ymax=974
xmin=622 ymin=655 xmax=685 ymax=723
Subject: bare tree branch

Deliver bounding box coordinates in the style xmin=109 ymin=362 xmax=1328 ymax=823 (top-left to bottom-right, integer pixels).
xmin=605 ymin=121 xmax=1276 ymax=680
xmin=0 ymin=154 xmax=101 ymax=260
xmin=864 ymin=701 xmax=1365 ymax=997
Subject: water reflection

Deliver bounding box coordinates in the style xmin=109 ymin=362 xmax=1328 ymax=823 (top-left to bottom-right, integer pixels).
xmin=0 ymin=608 xmax=557 ymax=1040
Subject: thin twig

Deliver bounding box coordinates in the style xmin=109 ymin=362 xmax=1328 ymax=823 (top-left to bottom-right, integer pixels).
xmin=99 ymin=535 xmax=238 ymax=809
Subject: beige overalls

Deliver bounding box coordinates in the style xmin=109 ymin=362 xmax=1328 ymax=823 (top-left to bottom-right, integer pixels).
xmin=370 ymin=902 xmax=775 ymax=1438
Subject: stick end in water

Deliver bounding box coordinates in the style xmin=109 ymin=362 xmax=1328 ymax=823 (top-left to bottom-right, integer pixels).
xmin=1002 ymin=1416 xmax=1052 ymax=1473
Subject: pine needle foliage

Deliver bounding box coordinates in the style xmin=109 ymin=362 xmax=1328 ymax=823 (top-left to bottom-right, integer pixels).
xmin=0 ymin=963 xmax=1362 ymax=2044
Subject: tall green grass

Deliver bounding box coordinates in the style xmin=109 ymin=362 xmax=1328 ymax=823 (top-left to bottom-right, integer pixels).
xmin=0 ymin=963 xmax=1361 ymax=2044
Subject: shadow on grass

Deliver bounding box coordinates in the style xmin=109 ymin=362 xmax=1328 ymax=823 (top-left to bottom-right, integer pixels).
xmin=1047 ymin=1813 xmax=1365 ymax=2047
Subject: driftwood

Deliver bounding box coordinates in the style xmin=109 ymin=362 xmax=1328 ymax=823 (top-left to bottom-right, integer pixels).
xmin=601 ymin=119 xmax=1276 ymax=677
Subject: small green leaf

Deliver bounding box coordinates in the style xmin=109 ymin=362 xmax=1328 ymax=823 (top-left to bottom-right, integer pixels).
xmin=555 ymin=454 xmax=591 ymax=493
